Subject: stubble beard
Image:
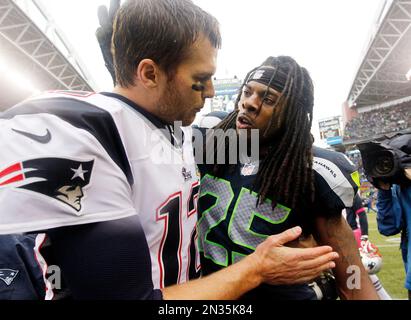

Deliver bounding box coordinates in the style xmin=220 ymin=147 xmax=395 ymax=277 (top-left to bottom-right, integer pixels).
xmin=157 ymin=82 xmax=193 ymax=126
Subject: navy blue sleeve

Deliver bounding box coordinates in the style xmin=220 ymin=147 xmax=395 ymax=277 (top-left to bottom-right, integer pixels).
xmin=47 ymin=215 xmax=162 ymax=300
xmin=376 ymin=188 xmax=404 ymax=236
xmin=0 ymin=234 xmax=46 ymax=300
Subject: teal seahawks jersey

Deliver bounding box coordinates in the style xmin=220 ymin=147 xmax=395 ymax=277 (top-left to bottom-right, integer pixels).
xmin=197 ymin=146 xmax=359 ymax=299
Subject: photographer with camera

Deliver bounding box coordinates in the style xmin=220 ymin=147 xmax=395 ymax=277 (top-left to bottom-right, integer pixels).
xmin=359 ymin=133 xmax=411 ymax=300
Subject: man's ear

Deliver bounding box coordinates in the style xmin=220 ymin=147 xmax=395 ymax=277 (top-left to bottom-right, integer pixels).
xmin=405 ymin=168 xmax=411 ymax=180
xmin=136 ymin=59 xmax=163 ymax=88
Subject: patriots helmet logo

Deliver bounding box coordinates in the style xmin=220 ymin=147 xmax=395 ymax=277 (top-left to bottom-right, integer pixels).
xmin=0 ymin=158 xmax=94 ymax=212
xmin=182 ymin=167 xmax=192 ymax=181
xmin=0 ymin=269 xmax=19 ymax=286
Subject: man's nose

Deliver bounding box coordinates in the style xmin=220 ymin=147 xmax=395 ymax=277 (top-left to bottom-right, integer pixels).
xmin=242 ymin=93 xmax=261 ymax=114
xmin=202 ymin=80 xmax=215 ymax=99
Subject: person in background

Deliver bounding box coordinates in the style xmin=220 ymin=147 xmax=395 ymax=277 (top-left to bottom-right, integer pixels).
xmin=376 ymin=134 xmax=411 ymax=300
xmin=345 ymin=193 xmax=391 ymax=299
xmin=366 ymin=187 xmax=378 ymax=213
xmin=346 ymin=193 xmax=371 ymax=247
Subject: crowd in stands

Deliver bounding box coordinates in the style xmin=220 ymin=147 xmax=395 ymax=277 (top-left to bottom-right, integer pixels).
xmin=344 ymin=102 xmax=411 ymax=141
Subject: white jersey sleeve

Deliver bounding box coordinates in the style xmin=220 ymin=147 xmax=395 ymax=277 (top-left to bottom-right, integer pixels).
xmin=0 ymin=92 xmax=136 ymax=234
xmin=312 ymin=146 xmax=360 ymax=214
xmin=1 ymin=91 xmax=202 ymax=289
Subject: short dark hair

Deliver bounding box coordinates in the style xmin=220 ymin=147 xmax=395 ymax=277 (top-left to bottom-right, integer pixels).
xmin=112 ymin=0 xmax=221 ymax=87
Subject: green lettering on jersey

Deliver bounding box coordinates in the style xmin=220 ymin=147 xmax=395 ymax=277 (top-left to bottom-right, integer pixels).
xmin=197 ymin=174 xmax=234 ymax=267
xmin=198 ymin=174 xmax=291 ymax=266
xmin=228 ymin=188 xmax=291 ymax=250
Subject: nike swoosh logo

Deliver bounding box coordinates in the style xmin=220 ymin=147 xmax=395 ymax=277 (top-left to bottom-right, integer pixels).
xmin=12 ymin=128 xmax=52 ymax=144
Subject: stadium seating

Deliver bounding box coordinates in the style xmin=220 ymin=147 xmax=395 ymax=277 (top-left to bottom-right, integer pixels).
xmin=344 ymin=102 xmax=411 ymax=141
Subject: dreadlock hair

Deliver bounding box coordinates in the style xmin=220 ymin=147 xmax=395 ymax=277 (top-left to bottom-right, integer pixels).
xmin=212 ymin=56 xmax=315 ymax=211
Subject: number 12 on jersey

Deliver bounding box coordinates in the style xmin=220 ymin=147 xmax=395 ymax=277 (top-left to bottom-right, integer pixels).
xmin=156 ymin=182 xmax=200 ymax=288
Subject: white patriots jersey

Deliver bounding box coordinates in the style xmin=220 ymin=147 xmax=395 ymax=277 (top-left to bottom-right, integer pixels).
xmin=0 ymin=91 xmax=201 ymax=289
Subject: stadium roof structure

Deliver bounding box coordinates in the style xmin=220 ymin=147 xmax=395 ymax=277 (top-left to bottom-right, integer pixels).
xmin=0 ymin=0 xmax=94 ymax=111
xmin=347 ymin=0 xmax=411 ymax=109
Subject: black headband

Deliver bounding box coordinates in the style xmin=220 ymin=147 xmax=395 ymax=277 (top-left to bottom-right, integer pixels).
xmin=246 ymin=66 xmax=287 ymax=93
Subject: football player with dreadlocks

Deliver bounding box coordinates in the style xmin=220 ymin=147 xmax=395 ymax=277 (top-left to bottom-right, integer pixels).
xmin=197 ymin=56 xmax=379 ymax=299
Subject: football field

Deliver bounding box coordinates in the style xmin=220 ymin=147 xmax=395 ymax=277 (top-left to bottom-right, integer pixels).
xmin=366 ymin=210 xmax=407 ymax=300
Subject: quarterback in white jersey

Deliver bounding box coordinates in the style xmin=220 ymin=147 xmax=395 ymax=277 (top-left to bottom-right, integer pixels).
xmin=0 ymin=91 xmax=200 ymax=289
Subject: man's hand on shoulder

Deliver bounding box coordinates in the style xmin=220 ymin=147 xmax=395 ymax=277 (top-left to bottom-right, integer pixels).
xmin=248 ymin=226 xmax=339 ymax=286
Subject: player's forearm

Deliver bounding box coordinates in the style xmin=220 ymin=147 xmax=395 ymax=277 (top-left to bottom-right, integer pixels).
xmin=333 ymin=259 xmax=378 ymax=300
xmin=331 ymin=235 xmax=378 ymax=300
xmin=162 ymin=254 xmax=261 ymax=300
xmin=315 ymin=215 xmax=379 ymax=300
